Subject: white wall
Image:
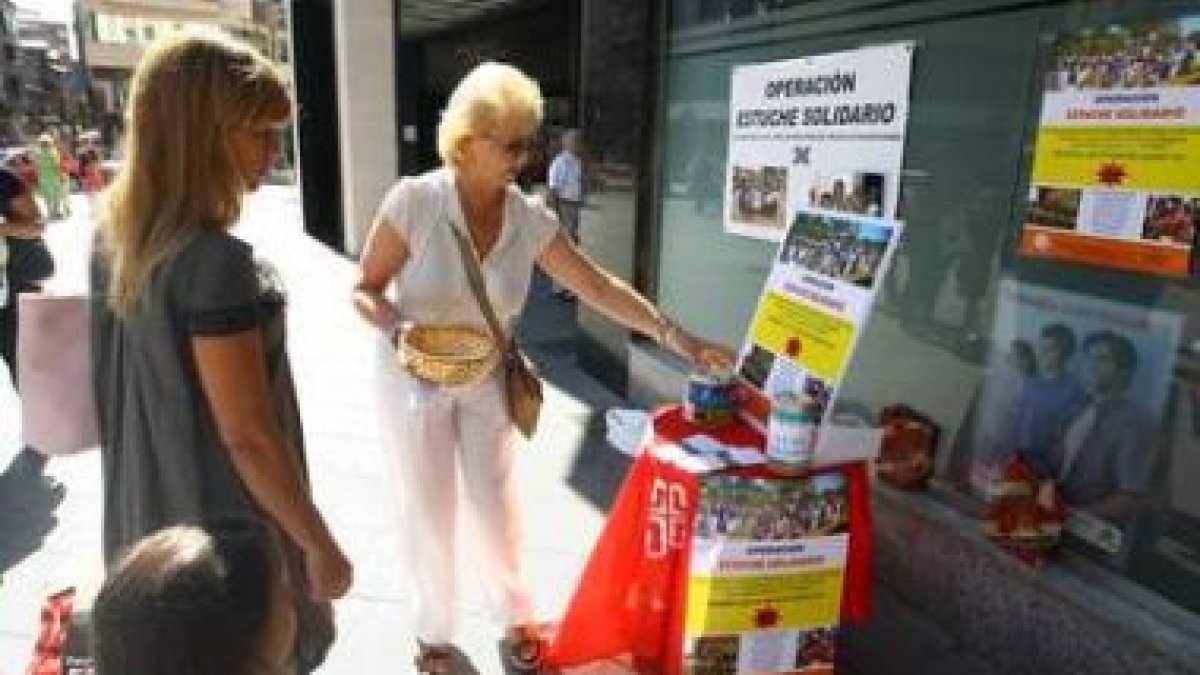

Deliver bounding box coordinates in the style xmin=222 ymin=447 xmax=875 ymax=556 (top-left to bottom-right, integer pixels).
xmin=333 ymin=0 xmax=397 ymax=254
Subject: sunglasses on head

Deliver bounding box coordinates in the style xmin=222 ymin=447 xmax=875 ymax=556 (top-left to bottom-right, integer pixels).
xmin=491 ymin=135 xmax=536 ymax=156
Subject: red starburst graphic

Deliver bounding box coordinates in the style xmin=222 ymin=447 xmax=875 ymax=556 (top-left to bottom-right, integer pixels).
xmin=754 ymin=605 xmax=781 ymax=628
xmin=785 ymin=337 xmax=802 ymax=358
xmin=1096 ymin=162 xmax=1127 ymax=186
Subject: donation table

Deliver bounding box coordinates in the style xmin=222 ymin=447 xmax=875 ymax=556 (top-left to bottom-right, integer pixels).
xmin=546 ymin=406 xmax=874 ymax=674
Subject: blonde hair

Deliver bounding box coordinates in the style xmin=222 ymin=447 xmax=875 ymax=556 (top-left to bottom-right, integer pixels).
xmin=100 ymin=30 xmax=290 ymax=317
xmin=437 ymin=62 xmax=543 ymax=167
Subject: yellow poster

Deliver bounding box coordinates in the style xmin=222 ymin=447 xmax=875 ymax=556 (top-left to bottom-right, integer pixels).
xmin=1031 ymin=125 xmax=1200 ymax=192
xmin=683 ymin=474 xmax=851 ymax=674
xmin=1020 ymin=16 xmax=1200 ymax=278
xmin=686 ymin=566 xmax=844 ymax=634
xmin=749 ymin=291 xmax=856 ymax=382
xmin=735 ymin=208 xmax=902 ymax=431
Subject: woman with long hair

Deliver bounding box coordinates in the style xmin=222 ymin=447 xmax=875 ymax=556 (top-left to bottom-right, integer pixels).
xmin=354 ymin=62 xmax=732 ymax=673
xmin=91 ymin=31 xmax=351 ymax=671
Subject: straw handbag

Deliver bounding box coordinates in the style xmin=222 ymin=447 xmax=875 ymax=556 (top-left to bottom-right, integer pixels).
xmin=399 ymin=323 xmax=497 ymax=386
xmin=447 ymin=221 xmax=544 ymax=438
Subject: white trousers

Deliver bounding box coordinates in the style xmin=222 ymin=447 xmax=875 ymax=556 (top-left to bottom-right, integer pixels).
xmin=375 ymin=339 xmax=532 ymax=644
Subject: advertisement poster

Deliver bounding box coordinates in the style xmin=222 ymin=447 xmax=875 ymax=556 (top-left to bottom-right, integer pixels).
xmin=952 ymin=280 xmax=1182 ymax=556
xmin=724 ymin=44 xmax=914 ymax=241
xmin=1019 ymin=15 xmax=1200 ymax=276
xmin=684 ymin=474 xmax=849 ymax=675
xmin=736 ymin=210 xmax=903 ymax=447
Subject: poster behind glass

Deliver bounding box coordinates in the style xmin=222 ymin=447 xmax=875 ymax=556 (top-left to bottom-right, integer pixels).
xmin=1019 ymin=15 xmax=1200 ymax=277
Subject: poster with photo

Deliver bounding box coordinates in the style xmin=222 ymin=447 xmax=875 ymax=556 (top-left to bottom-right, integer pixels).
xmin=736 ymin=210 xmax=903 ymax=464
xmin=683 ymin=474 xmax=848 ymax=674
xmin=952 ymin=280 xmax=1183 ymax=555
xmin=1019 ymin=15 xmax=1200 ymax=277
xmin=724 ymin=43 xmax=914 ymax=241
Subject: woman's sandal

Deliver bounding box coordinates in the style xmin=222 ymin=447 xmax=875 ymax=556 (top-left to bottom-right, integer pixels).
xmin=414 ymin=640 xmax=454 ymax=674
xmin=504 ymin=624 xmax=547 ymax=673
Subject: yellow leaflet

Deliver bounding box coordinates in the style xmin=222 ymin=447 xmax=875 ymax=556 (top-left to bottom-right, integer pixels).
xmin=749 ymin=292 xmax=855 ymax=382
xmin=1031 ymin=125 xmax=1200 ymax=191
xmin=685 ymin=567 xmax=845 ymax=635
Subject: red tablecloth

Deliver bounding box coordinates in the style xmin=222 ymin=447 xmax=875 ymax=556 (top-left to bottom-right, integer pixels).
xmin=545 ymin=406 xmax=873 ymax=673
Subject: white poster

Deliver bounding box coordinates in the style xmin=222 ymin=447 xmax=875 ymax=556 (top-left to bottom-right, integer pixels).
xmin=736 ymin=210 xmax=903 ymax=463
xmin=724 ymin=43 xmax=915 ymax=241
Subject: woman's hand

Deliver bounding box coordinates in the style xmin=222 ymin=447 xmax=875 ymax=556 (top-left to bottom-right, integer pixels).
xmin=304 ymin=540 xmax=353 ymax=601
xmin=669 ymin=329 xmax=736 ymax=372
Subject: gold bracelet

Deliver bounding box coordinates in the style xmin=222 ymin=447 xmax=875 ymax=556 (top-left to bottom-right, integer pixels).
xmin=656 ymin=314 xmax=677 ymax=348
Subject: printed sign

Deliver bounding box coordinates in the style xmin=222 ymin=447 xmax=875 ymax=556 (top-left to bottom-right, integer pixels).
xmin=952 ymin=279 xmax=1183 ymax=556
xmin=1020 ymin=16 xmax=1200 ymax=276
xmin=724 ymin=43 xmax=914 ymax=241
xmin=684 ymin=474 xmax=849 ymax=674
xmin=737 ymin=209 xmax=903 ymax=461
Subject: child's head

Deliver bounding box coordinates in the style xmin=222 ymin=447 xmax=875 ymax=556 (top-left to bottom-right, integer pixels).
xmin=93 ymin=518 xmax=295 ymax=675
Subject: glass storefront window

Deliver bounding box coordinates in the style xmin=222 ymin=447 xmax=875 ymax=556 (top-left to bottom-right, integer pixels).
xmin=657 ymin=0 xmax=1200 ymax=615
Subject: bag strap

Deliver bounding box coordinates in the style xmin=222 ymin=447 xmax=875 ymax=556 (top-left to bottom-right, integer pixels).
xmin=446 ymin=219 xmax=512 ymax=354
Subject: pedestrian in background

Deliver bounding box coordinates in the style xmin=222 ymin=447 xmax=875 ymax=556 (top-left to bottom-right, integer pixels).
xmin=77 ymin=132 xmax=106 ymax=215
xmin=547 ymin=128 xmax=584 ymax=242
xmin=546 ymin=129 xmax=585 ymax=300
xmin=90 ymin=31 xmax=350 ymax=672
xmin=0 ymin=164 xmax=62 ymax=499
xmin=353 ymin=61 xmax=732 ymax=674
xmin=31 ymin=134 xmax=69 ymax=220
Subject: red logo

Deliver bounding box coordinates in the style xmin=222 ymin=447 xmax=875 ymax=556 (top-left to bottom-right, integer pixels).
xmin=754 ymin=605 xmax=781 ymax=628
xmin=1096 ymin=162 xmax=1127 ymax=186
xmin=646 ymin=478 xmax=689 ymax=559
xmin=785 ymin=337 xmax=802 ymax=358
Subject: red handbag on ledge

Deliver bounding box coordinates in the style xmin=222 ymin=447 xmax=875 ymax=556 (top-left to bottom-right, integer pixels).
xmin=876 ymin=404 xmax=938 ymax=489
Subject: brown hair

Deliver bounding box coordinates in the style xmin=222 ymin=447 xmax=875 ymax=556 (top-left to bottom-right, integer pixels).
xmin=100 ymin=30 xmax=290 ymax=317
xmin=92 ymin=518 xmax=285 ymax=675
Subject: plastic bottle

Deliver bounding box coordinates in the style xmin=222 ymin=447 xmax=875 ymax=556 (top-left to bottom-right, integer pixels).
xmin=766 ymin=392 xmax=817 ymax=474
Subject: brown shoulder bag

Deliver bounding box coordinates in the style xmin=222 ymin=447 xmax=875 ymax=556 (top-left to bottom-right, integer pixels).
xmin=447 ymin=220 xmax=544 ymax=438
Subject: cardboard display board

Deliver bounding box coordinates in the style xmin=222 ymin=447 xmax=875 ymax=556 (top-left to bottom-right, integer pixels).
xmin=684 ymin=474 xmax=849 ymax=674
xmin=735 ymin=208 xmax=904 ymax=463
xmin=1019 ymin=14 xmax=1200 ymax=277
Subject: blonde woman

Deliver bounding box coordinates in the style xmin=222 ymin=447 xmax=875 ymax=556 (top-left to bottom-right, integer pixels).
xmin=90 ymin=32 xmax=351 ymax=671
xmin=354 ymin=62 xmax=732 ymax=673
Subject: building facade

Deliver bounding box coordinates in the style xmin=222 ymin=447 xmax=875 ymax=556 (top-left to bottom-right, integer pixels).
xmin=0 ymin=0 xmax=22 ymax=143
xmin=310 ymin=0 xmax=1200 ymax=671
xmin=14 ymin=8 xmax=77 ymax=138
xmin=0 ymin=5 xmax=81 ymax=144
xmin=78 ymin=0 xmax=285 ymax=141
xmin=641 ymin=1 xmax=1200 ymax=672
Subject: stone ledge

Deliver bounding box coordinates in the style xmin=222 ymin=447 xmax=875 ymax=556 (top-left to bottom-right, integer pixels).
xmin=627 ymin=340 xmax=1200 ymax=673
xmin=873 ymin=483 xmax=1200 ymax=675
xmin=626 ymin=339 xmax=690 ymax=409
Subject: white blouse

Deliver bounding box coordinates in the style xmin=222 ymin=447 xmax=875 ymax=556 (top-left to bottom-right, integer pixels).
xmin=377 ymin=167 xmax=560 ymax=334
